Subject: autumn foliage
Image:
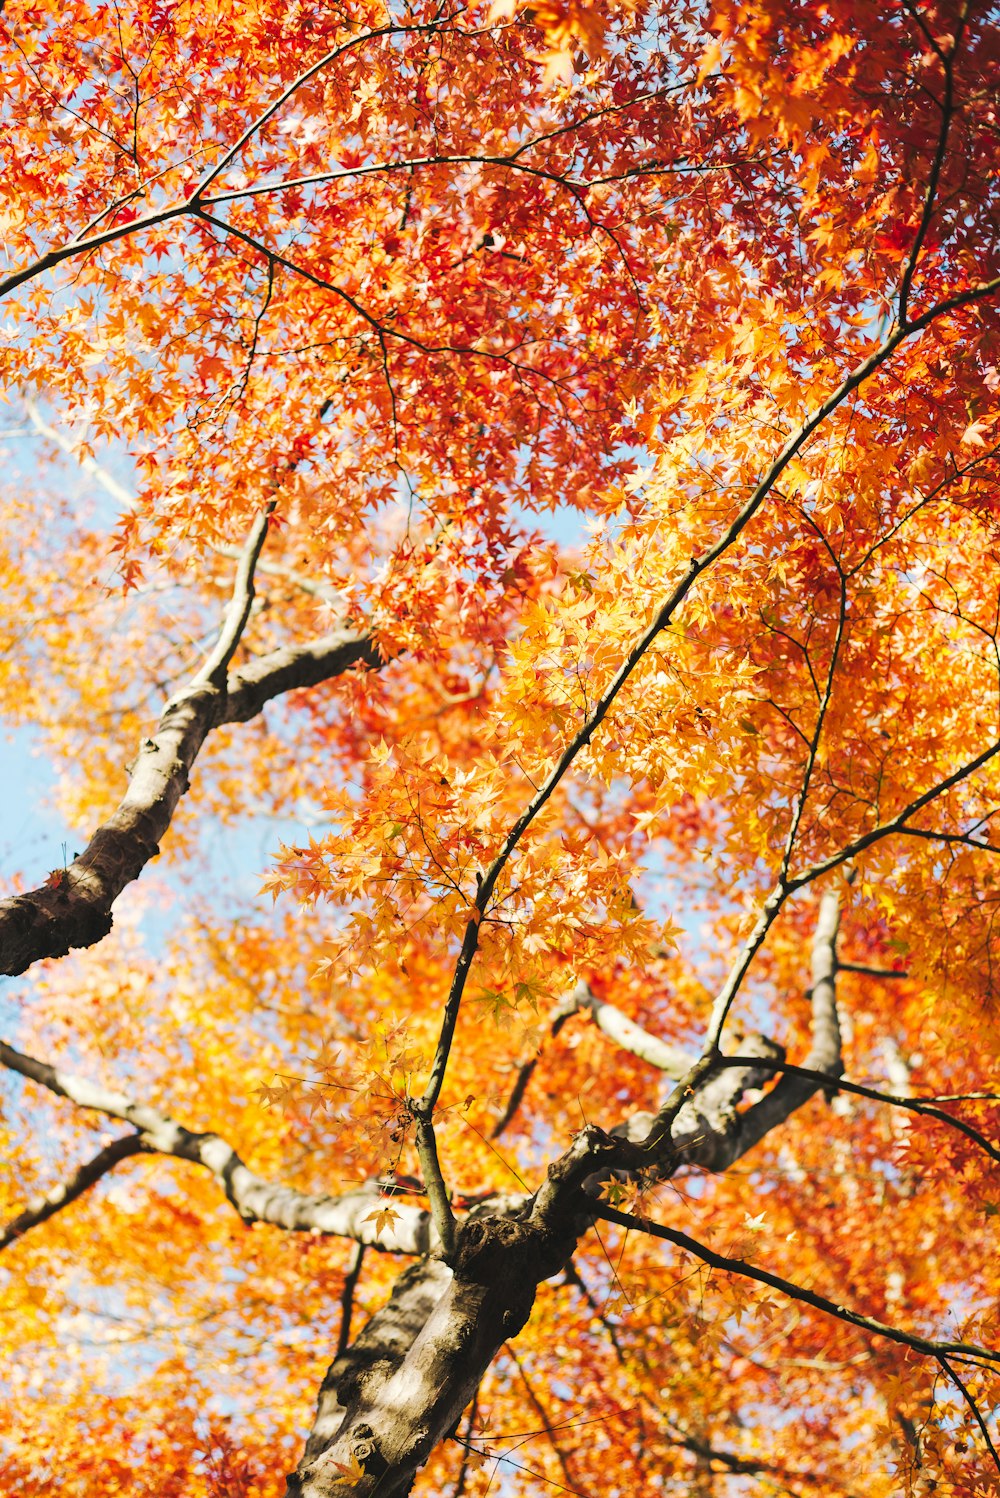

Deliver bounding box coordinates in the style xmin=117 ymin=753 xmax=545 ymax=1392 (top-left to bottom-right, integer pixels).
xmin=2 ymin=0 xmax=1000 ymax=1493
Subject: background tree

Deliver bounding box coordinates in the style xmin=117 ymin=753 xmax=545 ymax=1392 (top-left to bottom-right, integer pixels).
xmin=2 ymin=0 xmax=1000 ymax=1493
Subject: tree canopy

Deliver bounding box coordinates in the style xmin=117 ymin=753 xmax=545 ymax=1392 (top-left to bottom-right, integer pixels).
xmin=2 ymin=0 xmax=1000 ymax=1493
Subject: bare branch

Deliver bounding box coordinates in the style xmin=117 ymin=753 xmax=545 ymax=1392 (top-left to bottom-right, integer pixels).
xmin=0 ymin=1132 xmax=144 ymax=1250
xmin=191 ymin=502 xmax=275 ymax=689
xmin=592 ymin=1204 xmax=1000 ymax=1368
xmin=0 ymin=613 xmax=380 ymax=976
xmin=493 ymin=982 xmax=694 ymax=1140
xmin=938 ymin=1355 xmax=1000 ymax=1478
xmin=24 ymin=400 xmax=136 ymax=509
xmin=837 ymin=962 xmax=910 ymax=979
xmin=778 ymin=538 xmax=848 ymax=885
xmin=0 ymin=1039 xmax=436 ymax=1253
xmin=336 ymin=1243 xmax=366 ymax=1358
xmin=414 ymin=1116 xmax=458 ymax=1261
xmin=718 ymin=1056 xmax=1000 ymax=1166
xmin=897 ymin=17 xmax=961 ymax=325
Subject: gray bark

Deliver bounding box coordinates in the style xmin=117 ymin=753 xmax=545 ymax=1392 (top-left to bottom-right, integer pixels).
xmin=0 ymin=626 xmax=379 ymax=977
xmin=0 ymin=1040 xmax=435 ymax=1254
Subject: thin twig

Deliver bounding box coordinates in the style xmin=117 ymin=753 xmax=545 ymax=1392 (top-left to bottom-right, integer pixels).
xmin=507 ymin=1346 xmax=578 ymax=1490
xmin=897 ymin=13 xmax=962 ymax=324
xmin=837 ymin=963 xmax=909 ymax=978
xmin=593 ymin=1205 xmax=1000 ymax=1367
xmin=937 ymin=1354 xmax=1000 ymax=1477
xmin=705 ymin=733 xmax=1000 ymax=1050
xmin=717 ymin=1055 xmax=1000 ymax=1165
xmin=189 ymin=14 xmax=465 ymax=201
xmin=451 ymin=1390 xmax=480 ymax=1498
xmin=778 ymin=526 xmax=848 ymax=884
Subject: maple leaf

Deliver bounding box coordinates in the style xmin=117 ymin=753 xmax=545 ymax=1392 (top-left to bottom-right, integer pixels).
xmin=362 ymin=1204 xmax=403 ymax=1238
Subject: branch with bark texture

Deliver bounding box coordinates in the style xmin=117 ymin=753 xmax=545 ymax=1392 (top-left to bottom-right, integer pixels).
xmin=0 ymin=530 xmax=381 ymax=976
xmin=501 ymin=891 xmax=843 ymax=1175
xmin=492 ymin=979 xmax=693 ymax=1139
xmin=0 ymin=1039 xmax=437 ymax=1255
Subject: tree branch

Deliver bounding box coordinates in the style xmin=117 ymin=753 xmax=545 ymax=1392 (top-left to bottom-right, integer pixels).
xmin=937 ymin=1354 xmax=1000 ymax=1478
xmin=414 ymin=1116 xmax=458 ymax=1261
xmin=0 ymin=1039 xmax=436 ymax=1253
xmin=0 ymin=1132 xmax=144 ymax=1250
xmin=24 ymin=399 xmax=137 ymax=509
xmin=336 ymin=1243 xmax=366 ymax=1358
xmin=212 ymin=543 xmax=349 ymax=611
xmin=717 ymin=1056 xmax=1000 ymax=1166
xmin=191 ymin=501 xmax=275 ymax=689
xmin=507 ymin=1347 xmax=579 ymax=1492
xmin=706 ymin=724 xmax=1000 ymax=1051
xmin=562 ymin=1261 xmax=853 ymax=1497
xmin=892 ymin=826 xmax=1000 ymax=855
xmin=189 ymin=17 xmax=464 ymax=202
xmin=592 ymin=1204 xmax=1000 ymax=1368
xmin=897 ymin=16 xmax=961 ymax=325
xmin=778 ymin=538 xmax=848 ymax=885
xmin=0 ymin=609 xmax=380 ymax=975
xmin=837 ymin=962 xmax=909 ymax=978
xmin=492 ymin=981 xmax=694 ymax=1140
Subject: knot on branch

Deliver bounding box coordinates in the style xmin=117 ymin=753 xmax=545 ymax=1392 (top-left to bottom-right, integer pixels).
xmin=456 ymin=1214 xmax=572 ymax=1290
xmin=348 ymin=1424 xmax=389 ymax=1482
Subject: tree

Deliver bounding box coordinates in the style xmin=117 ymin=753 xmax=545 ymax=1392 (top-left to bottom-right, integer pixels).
xmin=2 ymin=0 xmax=1000 ymax=1491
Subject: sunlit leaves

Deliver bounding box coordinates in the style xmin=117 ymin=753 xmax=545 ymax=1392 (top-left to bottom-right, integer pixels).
xmin=4 ymin=0 xmax=1000 ymax=1491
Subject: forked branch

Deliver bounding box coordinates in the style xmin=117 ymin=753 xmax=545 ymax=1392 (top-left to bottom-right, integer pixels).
xmin=0 ymin=1039 xmax=436 ymax=1253
xmin=0 ymin=538 xmax=381 ymax=977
